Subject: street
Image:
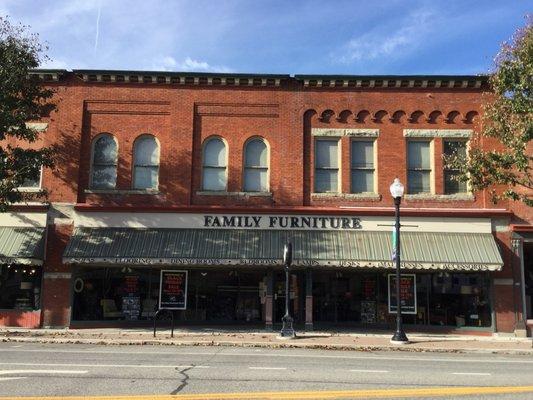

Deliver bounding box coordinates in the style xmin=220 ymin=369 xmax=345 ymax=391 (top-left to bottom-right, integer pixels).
xmin=0 ymin=343 xmax=532 ymax=399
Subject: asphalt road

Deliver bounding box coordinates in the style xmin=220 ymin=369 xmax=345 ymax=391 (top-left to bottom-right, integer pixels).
xmin=0 ymin=342 xmax=533 ymax=399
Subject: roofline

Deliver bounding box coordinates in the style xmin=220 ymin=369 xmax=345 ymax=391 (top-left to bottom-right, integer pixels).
xmin=73 ymin=69 xmax=291 ymax=79
xmin=294 ymin=74 xmax=489 ymax=81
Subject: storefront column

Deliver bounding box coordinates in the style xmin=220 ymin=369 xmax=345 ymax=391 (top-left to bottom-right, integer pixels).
xmin=265 ymin=269 xmax=273 ymax=331
xmin=305 ymin=268 xmax=313 ymax=331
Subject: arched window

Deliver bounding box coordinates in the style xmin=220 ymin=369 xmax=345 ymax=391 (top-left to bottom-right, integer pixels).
xmin=202 ymin=137 xmax=227 ymax=191
xmin=243 ymin=138 xmax=268 ymax=192
xmin=91 ymin=134 xmax=118 ymax=189
xmin=132 ymin=135 xmax=159 ymax=190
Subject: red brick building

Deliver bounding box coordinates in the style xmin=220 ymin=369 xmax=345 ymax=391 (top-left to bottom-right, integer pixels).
xmin=0 ymin=69 xmax=531 ymax=336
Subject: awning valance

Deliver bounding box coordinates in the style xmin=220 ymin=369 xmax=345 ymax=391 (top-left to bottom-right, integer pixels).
xmin=0 ymin=226 xmax=46 ymax=265
xmin=63 ymin=228 xmax=503 ymax=272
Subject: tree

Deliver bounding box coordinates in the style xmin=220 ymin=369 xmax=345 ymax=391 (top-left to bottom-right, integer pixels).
xmin=447 ymin=19 xmax=532 ymax=207
xmin=0 ymin=16 xmax=55 ymax=211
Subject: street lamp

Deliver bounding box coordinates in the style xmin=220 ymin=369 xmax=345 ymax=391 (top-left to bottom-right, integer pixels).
xmin=390 ymin=178 xmax=409 ymax=344
xmin=280 ymin=241 xmax=295 ymax=338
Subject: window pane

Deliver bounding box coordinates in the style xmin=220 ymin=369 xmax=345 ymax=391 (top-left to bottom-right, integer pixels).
xmin=244 ymin=168 xmax=267 ymax=192
xmin=316 ymin=140 xmax=338 ymax=168
xmin=134 ymin=136 xmax=158 ymax=166
xmin=444 ymin=140 xmax=466 ymax=158
xmin=203 ymin=167 xmax=226 ymax=191
xmin=134 ymin=166 xmax=158 ymax=189
xmin=408 ymin=171 xmax=430 ymax=194
xmin=444 ymin=171 xmax=467 ymax=194
xmin=245 ymin=140 xmax=267 ymax=167
xmin=92 ymin=166 xmax=117 ymax=189
xmin=351 ymin=170 xmax=374 ymax=193
xmin=408 ymin=141 xmax=430 ymax=169
xmin=94 ymin=135 xmax=117 ymax=164
xmin=204 ymin=139 xmax=226 ymax=167
xmin=315 ymin=170 xmax=338 ymax=192
xmin=351 ymin=141 xmax=374 ymax=168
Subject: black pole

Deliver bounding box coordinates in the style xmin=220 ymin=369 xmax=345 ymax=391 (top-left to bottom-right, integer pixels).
xmin=391 ymin=196 xmax=409 ymax=344
xmin=280 ymin=241 xmax=295 ymax=338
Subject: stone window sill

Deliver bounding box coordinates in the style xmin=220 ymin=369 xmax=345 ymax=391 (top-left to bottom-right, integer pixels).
xmin=196 ymin=191 xmax=272 ymax=197
xmin=84 ymin=189 xmax=160 ymax=195
xmin=404 ymin=193 xmax=475 ymax=201
xmin=16 ymin=187 xmax=42 ymax=193
xmin=312 ymin=193 xmax=382 ymax=201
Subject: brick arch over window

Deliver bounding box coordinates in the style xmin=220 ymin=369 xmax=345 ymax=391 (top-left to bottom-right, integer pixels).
xmin=90 ymin=133 xmax=118 ymax=189
xmin=202 ymin=136 xmax=227 ymax=191
xmin=243 ymin=137 xmax=269 ymax=192
xmin=132 ymin=134 xmax=160 ymax=190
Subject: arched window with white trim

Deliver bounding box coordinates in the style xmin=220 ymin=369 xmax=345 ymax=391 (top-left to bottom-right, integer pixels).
xmin=202 ymin=137 xmax=227 ymax=191
xmin=91 ymin=133 xmax=118 ymax=189
xmin=243 ymin=138 xmax=268 ymax=192
xmin=132 ymin=135 xmax=159 ymax=190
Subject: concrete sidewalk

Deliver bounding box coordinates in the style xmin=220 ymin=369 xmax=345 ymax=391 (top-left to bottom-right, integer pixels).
xmin=1 ymin=327 xmax=532 ymax=355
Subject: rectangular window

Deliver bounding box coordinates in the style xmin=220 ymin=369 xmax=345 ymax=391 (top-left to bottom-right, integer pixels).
xmin=314 ymin=139 xmax=339 ymax=193
xmin=19 ymin=166 xmax=42 ymax=190
xmin=443 ymin=140 xmax=468 ymax=194
xmin=351 ymin=140 xmax=375 ymax=193
xmin=0 ymin=265 xmax=42 ymax=310
xmin=407 ymin=141 xmax=431 ymax=194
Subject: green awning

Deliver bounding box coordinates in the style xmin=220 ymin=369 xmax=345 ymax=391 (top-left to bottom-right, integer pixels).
xmin=0 ymin=226 xmax=46 ymax=265
xmin=63 ymin=228 xmax=503 ymax=272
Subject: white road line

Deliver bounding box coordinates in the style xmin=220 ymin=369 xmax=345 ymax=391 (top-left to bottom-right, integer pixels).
xmin=249 ymin=367 xmax=287 ymax=370
xmin=0 ymin=363 xmax=208 ymax=370
xmin=0 ymin=377 xmax=26 ymax=382
xmin=2 ymin=348 xmax=533 ymax=364
xmin=349 ymin=369 xmax=389 ymax=373
xmin=0 ymin=370 xmax=88 ymax=375
xmin=10 ymin=345 xmax=23 ymax=348
xmin=452 ymin=372 xmax=491 ymax=376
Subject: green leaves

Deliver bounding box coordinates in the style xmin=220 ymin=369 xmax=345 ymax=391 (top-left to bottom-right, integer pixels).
xmin=447 ymin=19 xmax=532 ymax=207
xmin=0 ymin=17 xmax=56 ymax=211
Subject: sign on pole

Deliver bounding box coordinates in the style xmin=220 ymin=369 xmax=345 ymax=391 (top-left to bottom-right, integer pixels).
xmin=388 ymin=273 xmax=417 ymax=314
xmin=159 ymin=270 xmax=188 ymax=310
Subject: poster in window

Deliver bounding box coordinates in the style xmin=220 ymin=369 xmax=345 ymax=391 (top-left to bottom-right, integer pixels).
xmin=159 ymin=270 xmax=188 ymax=310
xmin=388 ymin=274 xmax=417 ymax=314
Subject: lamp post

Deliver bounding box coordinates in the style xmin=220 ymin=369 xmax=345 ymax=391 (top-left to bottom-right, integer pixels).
xmin=280 ymin=241 xmax=295 ymax=338
xmin=390 ymin=178 xmax=409 ymax=344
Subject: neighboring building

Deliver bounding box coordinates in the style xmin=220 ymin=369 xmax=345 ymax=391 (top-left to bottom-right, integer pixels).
xmin=0 ymin=70 xmax=531 ymax=336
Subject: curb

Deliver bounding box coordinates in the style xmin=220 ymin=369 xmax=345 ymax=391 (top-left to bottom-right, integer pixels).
xmin=2 ymin=336 xmax=533 ymax=356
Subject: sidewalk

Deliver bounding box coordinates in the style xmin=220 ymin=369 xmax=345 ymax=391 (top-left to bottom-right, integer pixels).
xmin=1 ymin=327 xmax=532 ymax=355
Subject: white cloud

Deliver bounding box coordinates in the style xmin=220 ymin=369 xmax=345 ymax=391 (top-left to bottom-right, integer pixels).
xmin=334 ymin=9 xmax=435 ymax=64
xmin=150 ymin=56 xmax=233 ymax=73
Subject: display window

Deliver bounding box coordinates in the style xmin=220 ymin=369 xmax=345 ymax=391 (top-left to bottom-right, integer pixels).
xmin=72 ymin=267 xmax=264 ymax=323
xmin=0 ymin=264 xmax=42 ymax=310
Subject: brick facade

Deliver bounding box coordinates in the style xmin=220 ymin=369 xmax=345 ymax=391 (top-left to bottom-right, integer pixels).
xmin=1 ymin=70 xmax=530 ymax=334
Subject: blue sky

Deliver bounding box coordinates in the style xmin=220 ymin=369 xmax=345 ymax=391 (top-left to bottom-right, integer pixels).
xmin=1 ymin=0 xmax=531 ymax=75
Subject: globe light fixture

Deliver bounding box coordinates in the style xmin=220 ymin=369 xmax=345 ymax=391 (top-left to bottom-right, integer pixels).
xmin=390 ymin=178 xmax=409 ymax=344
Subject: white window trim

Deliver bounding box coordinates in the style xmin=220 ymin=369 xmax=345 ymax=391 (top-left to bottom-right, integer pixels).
xmin=406 ymin=139 xmax=434 ymax=195
xmin=350 ymin=138 xmax=378 ymax=195
xmin=201 ymin=136 xmax=228 ymax=192
xmin=17 ymin=166 xmax=43 ymax=192
xmin=132 ymin=134 xmax=160 ymax=190
xmin=314 ymin=137 xmax=341 ymax=194
xmin=242 ymin=136 xmax=270 ymax=193
xmin=443 ymin=138 xmax=471 ymax=195
xmin=89 ymin=133 xmax=118 ymax=190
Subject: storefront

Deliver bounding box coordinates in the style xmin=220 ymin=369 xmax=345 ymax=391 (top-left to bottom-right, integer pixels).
xmin=0 ymin=221 xmax=46 ymax=328
xmin=62 ymin=211 xmax=503 ymax=331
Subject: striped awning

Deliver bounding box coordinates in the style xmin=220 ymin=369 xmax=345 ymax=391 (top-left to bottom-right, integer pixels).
xmin=63 ymin=228 xmax=503 ymax=272
xmin=0 ymin=226 xmax=46 ymax=265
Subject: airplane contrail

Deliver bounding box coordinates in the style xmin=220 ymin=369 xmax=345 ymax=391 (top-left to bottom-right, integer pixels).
xmin=94 ymin=2 xmax=101 ymax=52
